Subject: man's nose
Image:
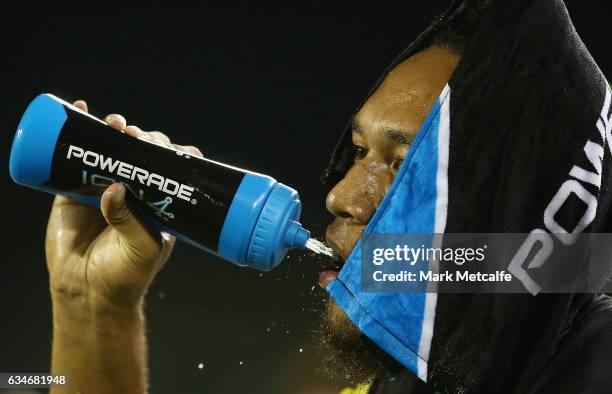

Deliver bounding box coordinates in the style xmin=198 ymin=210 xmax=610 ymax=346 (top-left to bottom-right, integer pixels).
xmin=325 ymin=163 xmax=377 ymax=225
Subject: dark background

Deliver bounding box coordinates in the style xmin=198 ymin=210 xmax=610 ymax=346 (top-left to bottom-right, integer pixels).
xmin=1 ymin=2 xmax=610 ymax=393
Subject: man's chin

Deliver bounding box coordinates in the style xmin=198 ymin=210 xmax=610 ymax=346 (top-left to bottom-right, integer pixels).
xmin=314 ymin=293 xmax=403 ymax=386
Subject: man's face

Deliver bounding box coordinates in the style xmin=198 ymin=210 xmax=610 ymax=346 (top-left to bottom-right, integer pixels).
xmin=317 ymin=46 xmax=459 ymax=379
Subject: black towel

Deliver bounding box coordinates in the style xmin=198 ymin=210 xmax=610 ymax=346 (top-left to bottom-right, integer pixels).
xmin=322 ymin=1 xmax=612 ymax=392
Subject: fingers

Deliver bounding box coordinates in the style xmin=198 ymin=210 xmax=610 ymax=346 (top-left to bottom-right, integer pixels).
xmin=124 ymin=125 xmax=143 ymax=138
xmin=137 ymin=131 xmax=201 ymax=157
xmin=104 ymin=114 xmax=127 ymax=131
xmin=100 ymin=183 xmax=161 ymax=260
xmin=175 ymin=144 xmax=203 ymax=158
xmin=139 ymin=136 xmax=204 ymax=158
xmin=158 ymin=231 xmax=177 ymax=266
xmin=73 ymin=99 xmax=204 ymax=157
xmin=73 ymin=100 xmax=88 ymax=112
xmin=71 ymin=98 xmax=126 ymax=132
xmin=138 ymin=131 xmax=171 ymax=145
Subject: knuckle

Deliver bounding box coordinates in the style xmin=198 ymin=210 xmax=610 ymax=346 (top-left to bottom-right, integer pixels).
xmin=149 ymin=131 xmax=171 ymax=143
xmin=185 ymin=145 xmax=203 ymax=157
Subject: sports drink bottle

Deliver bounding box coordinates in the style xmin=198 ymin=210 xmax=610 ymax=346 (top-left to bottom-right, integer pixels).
xmin=9 ymin=94 xmax=310 ymax=270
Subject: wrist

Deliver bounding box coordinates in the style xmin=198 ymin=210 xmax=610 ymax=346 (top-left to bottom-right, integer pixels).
xmin=51 ymin=289 xmax=144 ymax=336
xmin=50 ymin=290 xmax=149 ymax=394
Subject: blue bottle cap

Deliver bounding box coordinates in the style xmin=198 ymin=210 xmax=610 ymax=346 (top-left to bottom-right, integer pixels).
xmin=246 ymin=182 xmax=309 ymax=270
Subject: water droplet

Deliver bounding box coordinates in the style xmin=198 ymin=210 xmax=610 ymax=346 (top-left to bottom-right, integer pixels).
xmin=305 ymin=238 xmax=334 ymax=257
xmin=299 ymin=348 xmax=303 ymax=353
xmin=239 ymin=361 xmax=244 ymax=366
xmin=158 ymin=292 xmax=166 ymax=299
xmin=197 ymin=363 xmax=204 ymax=369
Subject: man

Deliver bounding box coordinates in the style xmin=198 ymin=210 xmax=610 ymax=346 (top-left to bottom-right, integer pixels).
xmin=46 ymin=0 xmax=612 ymax=393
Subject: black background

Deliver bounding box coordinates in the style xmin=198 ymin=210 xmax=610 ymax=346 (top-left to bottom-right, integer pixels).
xmin=1 ymin=2 xmax=610 ymax=393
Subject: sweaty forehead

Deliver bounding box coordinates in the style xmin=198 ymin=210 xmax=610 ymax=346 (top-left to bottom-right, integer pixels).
xmin=355 ymin=46 xmax=459 ymax=138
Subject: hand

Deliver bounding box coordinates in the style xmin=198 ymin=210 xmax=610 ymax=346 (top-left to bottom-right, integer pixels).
xmin=45 ymin=100 xmax=203 ymax=312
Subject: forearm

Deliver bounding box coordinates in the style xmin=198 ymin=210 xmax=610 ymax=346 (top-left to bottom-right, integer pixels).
xmin=50 ymin=293 xmax=148 ymax=394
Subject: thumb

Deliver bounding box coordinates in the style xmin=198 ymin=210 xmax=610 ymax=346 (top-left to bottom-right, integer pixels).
xmin=100 ymin=183 xmax=161 ymax=258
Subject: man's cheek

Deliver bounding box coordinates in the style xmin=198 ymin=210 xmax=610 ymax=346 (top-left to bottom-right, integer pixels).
xmin=365 ymin=161 xmax=394 ymax=203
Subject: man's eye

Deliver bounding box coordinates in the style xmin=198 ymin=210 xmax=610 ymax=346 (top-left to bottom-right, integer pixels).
xmin=353 ymin=144 xmax=368 ymax=160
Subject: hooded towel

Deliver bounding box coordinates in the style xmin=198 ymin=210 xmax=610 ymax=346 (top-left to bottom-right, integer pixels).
xmin=322 ymin=0 xmax=612 ymax=392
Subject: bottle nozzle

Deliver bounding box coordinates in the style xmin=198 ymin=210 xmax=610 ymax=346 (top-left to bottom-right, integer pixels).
xmin=283 ymin=221 xmax=310 ymax=249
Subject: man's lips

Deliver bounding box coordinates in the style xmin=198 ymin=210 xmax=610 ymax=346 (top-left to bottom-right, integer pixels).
xmin=318 ymin=234 xmax=344 ymax=289
xmin=318 ymin=270 xmax=339 ymax=289
xmin=324 ymin=232 xmax=346 ymax=262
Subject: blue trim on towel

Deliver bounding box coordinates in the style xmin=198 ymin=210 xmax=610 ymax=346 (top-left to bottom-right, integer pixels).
xmin=327 ymin=96 xmax=444 ymax=375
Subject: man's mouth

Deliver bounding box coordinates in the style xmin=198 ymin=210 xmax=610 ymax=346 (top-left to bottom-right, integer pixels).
xmin=318 ymin=270 xmax=340 ymax=289
xmin=318 ymin=237 xmax=344 ymax=289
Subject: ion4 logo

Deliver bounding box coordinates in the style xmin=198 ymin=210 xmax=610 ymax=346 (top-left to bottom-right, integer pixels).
xmin=81 ymin=170 xmax=176 ymax=220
